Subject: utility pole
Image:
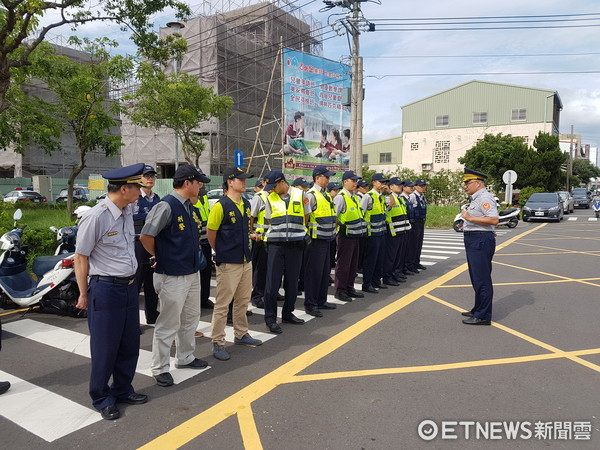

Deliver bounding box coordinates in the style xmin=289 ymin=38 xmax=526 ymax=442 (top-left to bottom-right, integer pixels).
xmin=167 ymin=21 xmax=185 ymax=171
xmin=567 ymin=125 xmax=574 ymax=191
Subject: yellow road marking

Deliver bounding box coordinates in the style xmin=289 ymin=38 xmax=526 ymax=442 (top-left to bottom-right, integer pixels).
xmin=440 ymin=279 xmax=600 ymax=288
xmin=425 ymin=293 xmax=600 ymax=373
xmin=0 ymin=307 xmax=36 ymax=317
xmin=238 ymin=404 xmax=263 ymax=450
xmin=514 ymin=242 xmax=600 ymax=258
xmin=139 ymin=223 xmax=547 ymax=449
xmin=288 ymin=348 xmax=600 ymax=383
xmin=493 ymin=261 xmax=600 ymax=287
xmin=496 ymin=251 xmax=578 ymax=256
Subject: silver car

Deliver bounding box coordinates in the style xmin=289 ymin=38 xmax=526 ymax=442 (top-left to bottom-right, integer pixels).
xmin=557 ymin=191 xmax=574 ymax=214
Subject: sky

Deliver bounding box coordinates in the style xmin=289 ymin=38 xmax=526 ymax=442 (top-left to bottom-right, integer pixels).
xmin=41 ymin=0 xmax=600 ymax=149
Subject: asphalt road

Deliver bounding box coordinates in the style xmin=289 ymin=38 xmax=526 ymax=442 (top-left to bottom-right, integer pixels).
xmin=0 ymin=207 xmax=598 ymax=449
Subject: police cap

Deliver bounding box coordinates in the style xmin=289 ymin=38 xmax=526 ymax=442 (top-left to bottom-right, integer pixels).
xmin=403 ymin=179 xmax=415 ymax=187
xmin=313 ymin=165 xmax=336 ymax=178
xmin=292 ymin=177 xmax=309 ymax=188
xmin=327 ymin=182 xmax=341 ymax=192
xmin=357 ymin=179 xmax=369 ymax=188
xmin=103 ymin=163 xmax=145 ymax=186
xmin=222 ymin=167 xmax=253 ymax=184
xmin=389 ymin=177 xmax=403 ymax=186
xmin=463 ymin=168 xmax=488 ymax=182
xmin=414 ymin=178 xmax=427 ymax=186
xmin=342 ymin=170 xmax=360 ymax=181
xmin=264 ymin=170 xmax=286 ymax=192
xmin=372 ymin=173 xmax=389 ymax=183
xmin=174 ymin=165 xmax=211 ymax=183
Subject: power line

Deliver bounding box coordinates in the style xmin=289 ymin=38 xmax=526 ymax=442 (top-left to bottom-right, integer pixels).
xmin=362 ymin=52 xmax=600 ymax=59
xmin=369 ymin=12 xmax=600 ymax=21
xmin=375 ymin=24 xmax=600 ymax=31
xmin=366 ymin=71 xmax=600 ymax=79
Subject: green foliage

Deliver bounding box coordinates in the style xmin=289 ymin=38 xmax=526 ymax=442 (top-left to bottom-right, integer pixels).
xmin=123 ymin=64 xmax=234 ymax=166
xmin=572 ymin=159 xmax=600 ymax=186
xmin=459 ymin=132 xmax=566 ymax=192
xmin=517 ymin=186 xmax=545 ymax=207
xmin=426 ymin=205 xmax=462 ymax=229
xmin=417 ymin=169 xmax=466 ymax=206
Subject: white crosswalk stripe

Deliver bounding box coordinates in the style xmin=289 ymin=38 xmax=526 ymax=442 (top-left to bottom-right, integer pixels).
xmin=568 ymin=217 xmax=578 ymax=221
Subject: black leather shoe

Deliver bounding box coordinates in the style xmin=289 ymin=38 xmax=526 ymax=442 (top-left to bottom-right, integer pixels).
xmin=100 ymin=405 xmax=120 ymax=420
xmin=282 ymin=314 xmax=306 ymax=324
xmin=252 ymin=300 xmax=265 ymax=308
xmin=201 ymin=300 xmax=215 ymax=309
xmin=461 ymin=311 xmax=474 ymax=317
xmin=276 ymin=294 xmax=285 ymax=302
xmin=118 ymin=393 xmax=148 ymax=405
xmin=267 ymin=322 xmax=283 ymax=334
xmin=305 ymin=309 xmax=323 ymax=317
xmin=373 ymin=283 xmax=388 ymax=289
xmin=362 ymin=286 xmax=379 ymax=294
xmin=393 ymin=276 xmax=407 ymax=283
xmin=317 ymin=302 xmax=337 ymax=310
xmin=347 ymin=289 xmax=364 ymax=298
xmin=246 ymin=310 xmax=253 ymax=317
xmin=416 ymin=264 xmax=427 ymax=270
xmin=154 ymin=372 xmax=174 ymax=387
xmin=0 ymin=381 xmax=10 ymax=395
xmin=175 ymin=358 xmax=209 ymax=369
xmin=334 ymin=291 xmax=353 ymax=302
xmin=403 ymin=270 xmax=415 ymax=276
xmin=462 ymin=317 xmax=491 ymax=325
xmin=383 ymin=279 xmax=400 ymax=286
xmin=409 ymin=268 xmax=420 ymax=274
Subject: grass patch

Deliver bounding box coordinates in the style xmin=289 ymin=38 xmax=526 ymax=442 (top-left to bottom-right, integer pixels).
xmin=19 ymin=208 xmax=75 ymax=229
xmin=425 ymin=205 xmax=460 ymax=229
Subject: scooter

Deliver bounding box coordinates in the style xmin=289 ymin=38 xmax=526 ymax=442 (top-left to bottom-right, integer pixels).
xmin=50 ymin=205 xmax=91 ymax=255
xmin=453 ymin=203 xmax=521 ymax=232
xmin=592 ymin=198 xmax=600 ymax=219
xmin=0 ymin=210 xmax=85 ymax=317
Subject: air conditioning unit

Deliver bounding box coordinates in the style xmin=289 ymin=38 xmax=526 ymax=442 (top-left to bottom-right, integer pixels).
xmin=421 ymin=162 xmax=433 ymax=171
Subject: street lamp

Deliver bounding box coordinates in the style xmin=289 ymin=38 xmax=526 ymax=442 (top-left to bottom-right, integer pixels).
xmin=166 ymin=21 xmax=185 ymax=171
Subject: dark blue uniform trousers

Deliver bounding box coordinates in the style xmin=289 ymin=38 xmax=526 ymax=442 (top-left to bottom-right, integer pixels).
xmin=88 ymin=278 xmax=139 ymax=410
xmin=384 ymin=232 xmax=401 ymax=281
xmin=334 ymin=235 xmax=359 ymax=292
xmin=251 ymin=241 xmax=268 ymax=306
xmin=362 ymin=234 xmax=386 ymax=289
xmin=264 ymin=243 xmax=303 ymax=324
xmin=464 ymin=231 xmax=496 ymax=321
xmin=393 ymin=231 xmax=409 ymax=278
xmin=304 ymin=239 xmax=332 ymax=310
xmin=406 ymin=219 xmax=425 ymax=270
xmin=200 ymin=242 xmax=213 ymax=307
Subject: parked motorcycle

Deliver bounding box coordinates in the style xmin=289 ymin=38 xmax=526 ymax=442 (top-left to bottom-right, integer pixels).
xmin=453 ymin=203 xmax=521 ymax=232
xmin=50 ymin=205 xmax=91 ymax=255
xmin=592 ymin=198 xmax=600 ymax=219
xmin=0 ymin=210 xmax=84 ymax=317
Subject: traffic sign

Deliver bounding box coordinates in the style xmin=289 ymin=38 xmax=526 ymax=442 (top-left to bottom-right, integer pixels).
xmin=502 ymin=170 xmax=518 ymax=185
xmin=234 ymin=150 xmax=244 ymax=167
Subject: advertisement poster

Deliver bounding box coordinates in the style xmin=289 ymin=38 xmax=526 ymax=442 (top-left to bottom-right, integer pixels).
xmin=282 ymin=48 xmax=351 ymax=183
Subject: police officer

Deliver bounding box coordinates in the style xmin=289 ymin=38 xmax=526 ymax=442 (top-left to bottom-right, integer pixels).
xmin=356 ymin=178 xmax=369 ymax=273
xmin=250 ymin=178 xmax=268 ymax=308
xmin=263 ymin=170 xmax=310 ymax=334
xmin=400 ymin=180 xmax=416 ymax=276
xmin=193 ymin=168 xmax=215 ymax=310
xmin=304 ymin=166 xmax=338 ymax=317
xmin=461 ymin=168 xmax=499 ymax=325
xmin=407 ymin=178 xmax=428 ymax=273
xmin=75 ymin=163 xmax=148 ymax=420
xmin=140 ymin=165 xmax=209 ymax=387
xmin=293 ymin=177 xmax=310 ymax=294
xmin=383 ymin=177 xmax=411 ymax=286
xmin=334 ymin=171 xmax=366 ymax=302
xmin=361 ymin=173 xmax=389 ymax=293
xmin=134 ymin=165 xmax=161 ymax=325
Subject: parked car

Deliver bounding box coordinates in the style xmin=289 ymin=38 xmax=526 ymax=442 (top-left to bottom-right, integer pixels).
xmin=522 ymin=192 xmax=564 ymax=222
xmin=207 ymin=188 xmax=255 ymax=208
xmin=55 ymin=187 xmax=89 ymax=203
xmin=95 ymin=192 xmax=107 ymax=203
xmin=571 ymin=187 xmax=591 ymax=209
xmin=3 ymin=190 xmax=48 ymax=203
xmin=557 ymin=191 xmax=574 ymax=214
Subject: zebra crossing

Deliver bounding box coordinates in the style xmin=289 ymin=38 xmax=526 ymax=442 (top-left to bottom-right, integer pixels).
xmin=0 ymin=228 xmax=502 ymax=442
xmin=567 ymin=216 xmax=598 ymax=221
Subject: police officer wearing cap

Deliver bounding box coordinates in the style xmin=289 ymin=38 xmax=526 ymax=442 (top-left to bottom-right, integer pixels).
xmin=361 ymin=173 xmax=390 ymax=293
xmin=355 ymin=179 xmax=369 ymax=272
xmin=134 ymin=165 xmax=161 ymax=325
xmin=334 ymin=171 xmax=366 ymax=302
xmin=461 ymin=168 xmax=499 ymax=325
xmin=263 ymin=170 xmax=311 ymax=334
xmin=407 ymin=178 xmax=428 ymax=273
xmin=140 ymin=165 xmax=209 ymax=387
xmin=75 ymin=163 xmax=148 ymax=420
xmin=250 ymin=177 xmax=268 ymax=308
xmin=293 ymin=177 xmax=310 ymax=294
xmin=400 ymin=180 xmax=416 ymax=276
xmin=304 ymin=166 xmax=338 ymax=317
xmin=193 ymin=168 xmax=215 ymax=311
xmin=383 ymin=177 xmax=411 ymax=286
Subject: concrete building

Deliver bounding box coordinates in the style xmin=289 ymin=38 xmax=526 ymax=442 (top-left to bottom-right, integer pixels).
xmin=120 ymin=0 xmax=321 ymax=178
xmin=364 ymin=80 xmax=562 ymax=173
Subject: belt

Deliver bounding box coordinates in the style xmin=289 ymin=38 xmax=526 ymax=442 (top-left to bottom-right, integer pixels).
xmin=91 ymin=275 xmax=136 ymax=285
xmin=463 ymin=231 xmax=493 ymax=235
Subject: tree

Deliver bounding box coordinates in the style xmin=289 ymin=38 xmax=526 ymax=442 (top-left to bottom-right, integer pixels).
xmin=34 ymin=37 xmax=135 ymax=214
xmin=0 ymin=0 xmax=190 ymax=113
xmin=123 ymin=64 xmax=234 ymax=166
xmin=572 ymin=158 xmax=600 ymax=186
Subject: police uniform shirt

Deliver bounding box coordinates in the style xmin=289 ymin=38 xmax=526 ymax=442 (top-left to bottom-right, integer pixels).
xmin=133 ymin=189 xmax=158 ymax=216
xmin=409 ymin=191 xmax=424 ymax=208
xmin=264 ymin=190 xmax=311 ymax=220
xmin=463 ymin=187 xmax=499 ymax=232
xmin=76 ymin=197 xmax=137 ymax=277
xmin=141 ymin=191 xmax=193 ymax=237
xmin=307 ymin=185 xmax=328 ymax=212
xmin=250 ymin=191 xmax=266 ymax=218
xmin=360 ymin=191 xmax=374 ymax=212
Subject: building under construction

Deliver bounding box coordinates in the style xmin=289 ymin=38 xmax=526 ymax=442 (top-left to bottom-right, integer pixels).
xmin=121 ymin=0 xmax=322 ymax=178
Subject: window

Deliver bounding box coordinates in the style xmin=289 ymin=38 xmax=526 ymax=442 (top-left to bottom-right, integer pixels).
xmin=435 ymin=115 xmax=449 ymax=127
xmin=362 ymin=154 xmax=369 ymax=164
xmin=433 ymin=141 xmax=450 ymax=164
xmin=473 ymin=112 xmax=487 ymax=124
xmin=379 ymin=152 xmax=392 ymax=163
xmin=410 ymin=142 xmax=419 ymax=151
xmin=511 ymin=108 xmax=526 ymax=121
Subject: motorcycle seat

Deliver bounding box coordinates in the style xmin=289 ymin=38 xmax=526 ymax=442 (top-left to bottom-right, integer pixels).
xmin=499 ymin=208 xmax=517 ymax=217
xmin=0 ymin=271 xmax=38 ymax=299
xmin=32 ymin=254 xmax=71 ymax=279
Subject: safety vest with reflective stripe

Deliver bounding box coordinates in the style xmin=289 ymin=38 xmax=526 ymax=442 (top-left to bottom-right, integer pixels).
xmin=193 ymin=194 xmax=210 ymax=243
xmin=307 ymin=186 xmax=337 ymax=240
xmin=254 ymin=190 xmax=268 ymax=239
xmin=338 ymin=190 xmax=367 ymax=238
xmin=386 ymin=193 xmax=411 ymax=236
xmin=364 ymin=189 xmax=387 ymax=236
xmin=265 ymin=186 xmax=306 ymax=242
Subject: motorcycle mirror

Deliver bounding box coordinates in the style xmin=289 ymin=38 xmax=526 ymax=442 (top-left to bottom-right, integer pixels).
xmin=13 ymin=209 xmax=22 ymax=221
xmin=49 ymin=226 xmax=58 ymax=233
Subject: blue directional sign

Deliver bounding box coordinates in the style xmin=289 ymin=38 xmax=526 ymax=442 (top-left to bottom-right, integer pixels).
xmin=234 ymin=150 xmax=244 ymax=167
